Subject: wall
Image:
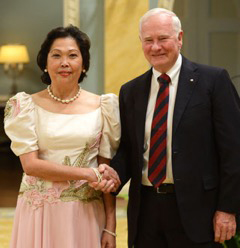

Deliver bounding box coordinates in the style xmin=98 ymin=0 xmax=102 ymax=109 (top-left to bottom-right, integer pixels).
xmin=0 ymin=0 xmax=63 ymax=96
xmin=0 ymin=0 xmax=106 ymax=96
xmin=1 ymin=1 xmax=239 ymax=96
xmin=80 ymin=0 xmax=104 ymax=94
xmin=104 ymin=0 xmax=149 ymax=95
xmin=173 ymin=0 xmax=240 ymax=94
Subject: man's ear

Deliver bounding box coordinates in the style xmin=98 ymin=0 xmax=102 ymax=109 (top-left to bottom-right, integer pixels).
xmin=178 ymin=31 xmax=183 ymax=49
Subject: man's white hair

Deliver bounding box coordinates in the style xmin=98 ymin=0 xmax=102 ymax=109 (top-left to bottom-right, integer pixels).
xmin=139 ymin=8 xmax=182 ymax=35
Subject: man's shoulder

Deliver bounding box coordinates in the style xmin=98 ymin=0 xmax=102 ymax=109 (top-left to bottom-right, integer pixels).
xmin=183 ymin=56 xmax=225 ymax=74
xmin=121 ymin=69 xmax=152 ymax=91
xmin=182 ymin=57 xmax=232 ymax=88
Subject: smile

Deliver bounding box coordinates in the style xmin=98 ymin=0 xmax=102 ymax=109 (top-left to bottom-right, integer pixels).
xmin=152 ymin=54 xmax=165 ymax=57
xmin=58 ymin=71 xmax=71 ymax=76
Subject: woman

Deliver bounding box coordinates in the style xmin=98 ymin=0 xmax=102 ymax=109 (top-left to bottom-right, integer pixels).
xmin=4 ymin=25 xmax=120 ymax=248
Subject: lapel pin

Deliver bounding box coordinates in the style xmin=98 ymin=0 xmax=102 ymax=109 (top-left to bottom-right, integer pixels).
xmin=190 ymin=79 xmax=194 ymax=82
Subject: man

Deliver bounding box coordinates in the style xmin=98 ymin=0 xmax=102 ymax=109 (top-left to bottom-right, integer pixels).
xmin=111 ymin=8 xmax=240 ymax=248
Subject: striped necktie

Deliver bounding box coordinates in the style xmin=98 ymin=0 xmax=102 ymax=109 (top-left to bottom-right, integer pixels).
xmin=148 ymin=73 xmax=171 ymax=188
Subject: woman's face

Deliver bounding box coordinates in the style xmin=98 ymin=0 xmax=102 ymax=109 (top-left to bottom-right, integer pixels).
xmin=46 ymin=37 xmax=83 ymax=85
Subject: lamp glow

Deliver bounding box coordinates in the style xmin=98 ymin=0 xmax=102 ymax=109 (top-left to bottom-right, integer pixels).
xmin=0 ymin=45 xmax=29 ymax=64
xmin=0 ymin=44 xmax=30 ymax=95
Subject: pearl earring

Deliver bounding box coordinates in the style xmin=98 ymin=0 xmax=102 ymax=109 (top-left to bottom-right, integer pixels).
xmin=82 ymin=69 xmax=86 ymax=73
xmin=44 ymin=69 xmax=48 ymax=73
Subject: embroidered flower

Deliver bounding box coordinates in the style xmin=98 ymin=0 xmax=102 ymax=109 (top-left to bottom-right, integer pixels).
xmin=52 ymin=181 xmax=70 ymax=197
xmin=4 ymin=97 xmax=20 ymax=120
xmin=26 ymin=176 xmax=37 ymax=185
xmin=25 ymin=190 xmax=43 ymax=209
xmin=74 ymin=180 xmax=87 ymax=188
xmin=11 ymin=98 xmax=20 ymax=117
xmin=19 ymin=139 xmax=103 ymax=210
xmin=89 ymin=131 xmax=102 ymax=149
xmin=43 ymin=188 xmax=59 ymax=204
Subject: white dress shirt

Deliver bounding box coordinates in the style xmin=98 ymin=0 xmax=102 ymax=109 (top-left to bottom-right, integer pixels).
xmin=142 ymin=54 xmax=182 ymax=185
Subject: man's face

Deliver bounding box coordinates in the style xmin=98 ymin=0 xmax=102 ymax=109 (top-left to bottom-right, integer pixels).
xmin=140 ymin=14 xmax=183 ymax=73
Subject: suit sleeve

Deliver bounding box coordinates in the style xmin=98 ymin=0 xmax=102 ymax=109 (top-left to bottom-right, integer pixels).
xmin=212 ymin=69 xmax=240 ymax=214
xmin=110 ymin=85 xmax=132 ymax=194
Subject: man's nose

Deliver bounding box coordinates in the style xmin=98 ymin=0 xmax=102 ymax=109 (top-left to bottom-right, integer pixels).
xmin=152 ymin=41 xmax=161 ymax=50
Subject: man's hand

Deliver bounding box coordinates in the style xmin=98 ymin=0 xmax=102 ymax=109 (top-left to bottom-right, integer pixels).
xmin=89 ymin=164 xmax=121 ymax=193
xmin=213 ymin=210 xmax=236 ymax=243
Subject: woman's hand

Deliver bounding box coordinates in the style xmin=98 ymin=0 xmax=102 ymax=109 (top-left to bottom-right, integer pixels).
xmin=101 ymin=231 xmax=116 ymax=248
xmin=89 ymin=164 xmax=121 ymax=193
xmin=87 ymin=167 xmax=100 ymax=183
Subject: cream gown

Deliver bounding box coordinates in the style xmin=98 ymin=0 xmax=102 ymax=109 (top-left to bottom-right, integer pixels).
xmin=4 ymin=92 xmax=120 ymax=248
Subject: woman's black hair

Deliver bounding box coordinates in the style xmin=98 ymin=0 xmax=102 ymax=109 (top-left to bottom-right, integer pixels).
xmin=37 ymin=25 xmax=91 ymax=84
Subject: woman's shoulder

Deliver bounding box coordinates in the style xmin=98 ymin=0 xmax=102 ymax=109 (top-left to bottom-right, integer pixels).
xmin=100 ymin=93 xmax=118 ymax=105
xmin=31 ymin=89 xmax=48 ymax=101
xmin=11 ymin=91 xmax=31 ymax=101
xmin=7 ymin=90 xmax=49 ymax=113
xmin=9 ymin=90 xmax=46 ymax=105
xmin=6 ymin=92 xmax=33 ymax=112
xmin=100 ymin=93 xmax=119 ymax=116
xmin=31 ymin=89 xmax=49 ymax=106
xmin=80 ymin=90 xmax=119 ymax=115
xmin=4 ymin=92 xmax=35 ymax=124
xmin=80 ymin=89 xmax=101 ymax=109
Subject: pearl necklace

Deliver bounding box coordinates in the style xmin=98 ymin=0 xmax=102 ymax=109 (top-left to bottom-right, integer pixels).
xmin=47 ymin=85 xmax=81 ymax=104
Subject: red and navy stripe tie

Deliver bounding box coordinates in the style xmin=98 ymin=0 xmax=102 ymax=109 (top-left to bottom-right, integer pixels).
xmin=148 ymin=73 xmax=171 ymax=188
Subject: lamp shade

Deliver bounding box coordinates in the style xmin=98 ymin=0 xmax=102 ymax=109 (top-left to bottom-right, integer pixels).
xmin=0 ymin=44 xmax=30 ymax=64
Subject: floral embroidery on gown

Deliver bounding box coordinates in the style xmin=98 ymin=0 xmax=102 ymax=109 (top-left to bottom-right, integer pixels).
xmin=4 ymin=92 xmax=120 ymax=248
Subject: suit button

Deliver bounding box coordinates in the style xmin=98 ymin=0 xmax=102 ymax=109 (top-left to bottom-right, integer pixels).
xmin=173 ymin=151 xmax=178 ymax=158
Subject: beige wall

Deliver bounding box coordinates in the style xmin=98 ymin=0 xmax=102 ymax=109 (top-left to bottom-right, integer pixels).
xmin=104 ymin=0 xmax=149 ymax=95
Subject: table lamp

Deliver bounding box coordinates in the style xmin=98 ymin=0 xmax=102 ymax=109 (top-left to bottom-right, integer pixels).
xmin=0 ymin=44 xmax=30 ymax=95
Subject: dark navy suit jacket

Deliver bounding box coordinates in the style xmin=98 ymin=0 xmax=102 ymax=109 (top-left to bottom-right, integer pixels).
xmin=111 ymin=56 xmax=240 ymax=247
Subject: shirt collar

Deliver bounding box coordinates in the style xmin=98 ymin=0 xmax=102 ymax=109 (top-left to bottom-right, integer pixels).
xmin=152 ymin=54 xmax=182 ymax=85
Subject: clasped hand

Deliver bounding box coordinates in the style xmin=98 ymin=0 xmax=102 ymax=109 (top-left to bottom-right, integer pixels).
xmin=89 ymin=164 xmax=121 ymax=193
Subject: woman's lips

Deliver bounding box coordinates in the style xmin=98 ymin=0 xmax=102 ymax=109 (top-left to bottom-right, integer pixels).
xmin=59 ymin=71 xmax=71 ymax=76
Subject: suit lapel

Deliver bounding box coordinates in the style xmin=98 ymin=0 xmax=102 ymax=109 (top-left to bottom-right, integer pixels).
xmin=131 ymin=59 xmax=199 ymax=151
xmin=173 ymin=57 xmax=199 ymax=135
xmin=134 ymin=69 xmax=152 ymax=150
